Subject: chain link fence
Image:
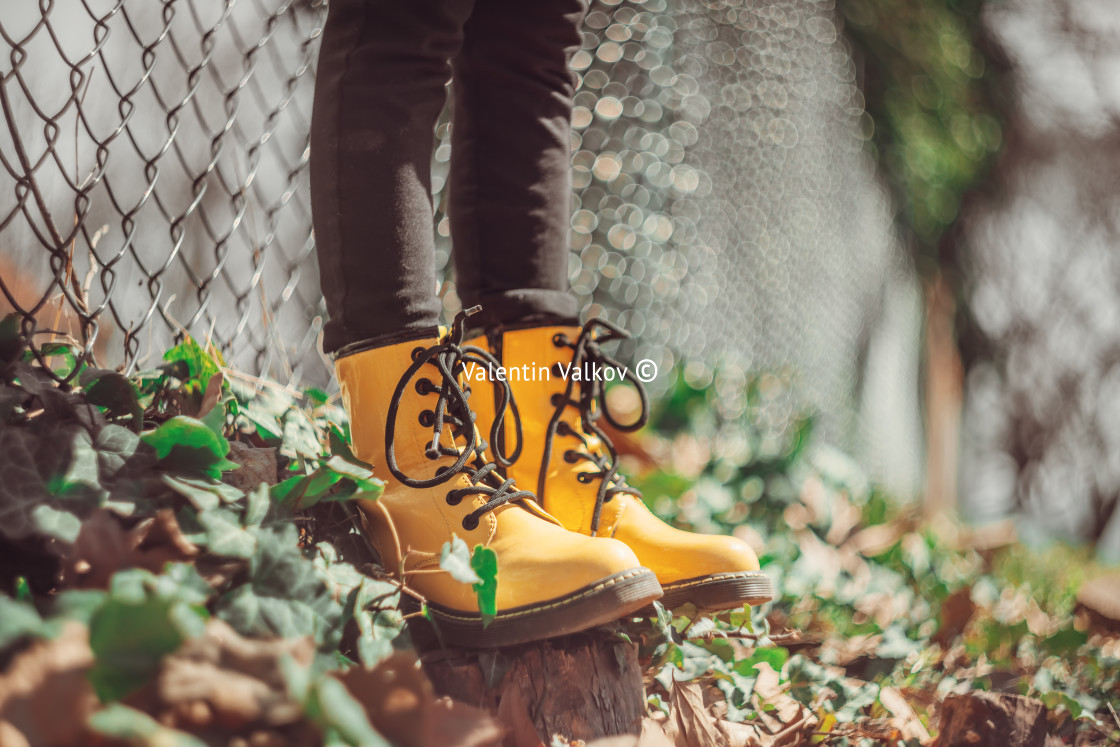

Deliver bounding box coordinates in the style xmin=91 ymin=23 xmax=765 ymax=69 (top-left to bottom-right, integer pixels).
xmin=1 ymin=0 xmax=327 ymax=384
xmin=0 ymin=0 xmax=917 ymax=487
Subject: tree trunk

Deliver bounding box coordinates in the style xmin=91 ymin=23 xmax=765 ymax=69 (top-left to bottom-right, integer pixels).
xmin=410 ymin=622 xmax=646 ymax=745
xmin=924 ymin=274 xmax=963 ymax=519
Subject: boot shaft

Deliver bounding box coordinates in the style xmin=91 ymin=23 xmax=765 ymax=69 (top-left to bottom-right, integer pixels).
xmin=335 ymin=332 xmax=462 ymax=488
xmin=470 ymin=324 xmax=632 ymax=534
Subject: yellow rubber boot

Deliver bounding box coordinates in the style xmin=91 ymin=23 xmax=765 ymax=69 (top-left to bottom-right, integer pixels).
xmin=336 ymin=312 xmax=661 ymax=648
xmin=468 ymin=320 xmax=772 ymax=613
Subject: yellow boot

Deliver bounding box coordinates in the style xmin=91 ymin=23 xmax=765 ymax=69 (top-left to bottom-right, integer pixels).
xmin=468 ymin=320 xmax=772 ymax=613
xmin=336 ymin=311 xmax=661 ymax=648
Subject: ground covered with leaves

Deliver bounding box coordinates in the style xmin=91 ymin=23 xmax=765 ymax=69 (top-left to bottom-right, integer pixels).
xmin=0 ymin=320 xmax=1117 ymax=746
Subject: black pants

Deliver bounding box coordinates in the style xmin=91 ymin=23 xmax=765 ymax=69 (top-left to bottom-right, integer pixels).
xmin=311 ymin=0 xmax=587 ymax=354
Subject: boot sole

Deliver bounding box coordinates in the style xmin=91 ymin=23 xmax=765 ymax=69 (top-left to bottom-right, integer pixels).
xmin=401 ymin=567 xmax=662 ymax=649
xmin=653 ymin=571 xmax=774 ymax=614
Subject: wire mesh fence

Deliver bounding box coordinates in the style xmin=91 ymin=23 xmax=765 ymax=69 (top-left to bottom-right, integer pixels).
xmin=0 ymin=0 xmax=913 ymax=482
xmin=0 ymin=0 xmax=327 ymax=384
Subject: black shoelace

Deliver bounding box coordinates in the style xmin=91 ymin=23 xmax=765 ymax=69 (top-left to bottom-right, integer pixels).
xmin=541 ymin=318 xmax=651 ymax=533
xmin=384 ymin=306 xmax=532 ymax=531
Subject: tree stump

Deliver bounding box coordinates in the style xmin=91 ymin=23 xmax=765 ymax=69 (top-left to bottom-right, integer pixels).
xmin=409 ymin=621 xmax=646 ymax=744
xmin=938 ymin=692 xmax=1048 ymax=747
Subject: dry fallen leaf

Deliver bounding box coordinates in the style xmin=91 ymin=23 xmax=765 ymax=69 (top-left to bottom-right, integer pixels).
xmin=716 ymin=718 xmax=763 ymax=746
xmin=226 ymin=440 xmax=280 ymax=490
xmin=637 ymin=719 xmax=676 ymax=747
xmin=934 ymin=587 xmax=975 ymax=648
xmin=339 ymin=651 xmax=504 ymax=747
xmin=338 ymin=652 xmax=432 ymax=747
xmin=670 ymin=679 xmax=728 ymax=747
xmin=0 ymin=621 xmax=97 ymax=746
xmin=62 ymin=508 xmax=198 ymax=589
xmin=878 ymin=687 xmax=931 ymax=742
xmin=128 ymin=619 xmax=311 ymax=734
xmin=195 ymin=371 xmax=225 ymax=420
xmin=428 ymin=696 xmax=506 ymax=747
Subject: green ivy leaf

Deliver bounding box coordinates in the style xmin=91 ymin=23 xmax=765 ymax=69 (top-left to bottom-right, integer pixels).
xmin=734 ymin=647 xmax=789 ymax=677
xmin=81 ymin=369 xmax=144 ymax=427
xmin=470 ymin=545 xmax=498 ymax=628
xmin=0 ymin=596 xmax=45 ymax=650
xmin=271 ymin=468 xmax=344 ymax=508
xmin=0 ymin=313 xmax=23 ymax=367
xmin=215 ymin=525 xmax=341 ymax=645
xmin=163 ymin=337 xmax=220 ymax=391
xmin=89 ymin=704 xmax=206 ymax=746
xmin=143 ymin=416 xmax=237 ymax=480
xmin=281 ymin=408 xmax=322 ymax=460
xmin=303 ymin=676 xmax=390 ymax=747
xmin=328 ymin=425 xmax=371 ymax=470
xmin=0 ymin=428 xmax=82 ymax=542
xmin=46 ymin=427 xmax=104 ymax=500
xmin=39 ymin=341 xmax=83 ymax=378
xmin=51 ymin=589 xmax=109 ymax=627
xmin=92 ymin=424 xmax=147 ymax=480
xmin=87 ymin=575 xmax=204 ymax=701
xmin=162 ymin=474 xmax=243 ymax=510
xmin=440 ymin=535 xmax=482 ymax=585
xmin=196 ymin=506 xmax=257 ymax=558
xmin=323 ymin=455 xmax=374 ymax=482
xmin=728 ymin=604 xmax=755 ymax=633
xmin=243 ymin=482 xmax=270 ymax=528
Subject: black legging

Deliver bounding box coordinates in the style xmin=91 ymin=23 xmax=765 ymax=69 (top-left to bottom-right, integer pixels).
xmin=310 ymin=0 xmax=588 ymax=355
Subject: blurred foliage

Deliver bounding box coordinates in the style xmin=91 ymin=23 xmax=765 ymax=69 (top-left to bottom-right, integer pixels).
xmin=839 ymin=0 xmax=1004 ymax=272
xmin=625 ymin=369 xmax=1120 ymax=744
xmin=2 ymin=318 xmax=1118 ymax=744
xmin=0 ymin=321 xmax=422 ymax=745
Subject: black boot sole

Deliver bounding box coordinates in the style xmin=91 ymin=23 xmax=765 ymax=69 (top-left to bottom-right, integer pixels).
xmin=401 ymin=567 xmax=662 ymax=649
xmin=653 ymin=570 xmax=774 ymax=615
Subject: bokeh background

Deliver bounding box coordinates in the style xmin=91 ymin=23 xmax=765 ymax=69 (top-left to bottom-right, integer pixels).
xmin=2 ymin=0 xmax=1119 ymax=558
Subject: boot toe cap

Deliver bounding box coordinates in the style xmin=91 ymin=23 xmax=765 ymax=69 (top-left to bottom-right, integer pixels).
xmin=687 ymin=533 xmax=761 ymax=576
xmin=616 ymin=516 xmax=761 ymax=584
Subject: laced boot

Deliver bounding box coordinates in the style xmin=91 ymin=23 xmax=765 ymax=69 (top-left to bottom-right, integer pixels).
xmin=469 ymin=320 xmax=773 ymax=613
xmin=335 ymin=310 xmax=661 ymax=647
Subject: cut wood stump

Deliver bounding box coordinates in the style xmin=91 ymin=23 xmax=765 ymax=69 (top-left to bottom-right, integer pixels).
xmin=938 ymin=691 xmax=1048 ymax=747
xmin=409 ymin=621 xmax=645 ymax=744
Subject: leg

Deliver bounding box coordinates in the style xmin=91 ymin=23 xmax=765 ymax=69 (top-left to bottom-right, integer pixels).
xmin=448 ymin=0 xmax=588 ymax=331
xmin=311 ymin=0 xmax=472 ymax=354
xmin=314 ymin=0 xmax=658 ymax=646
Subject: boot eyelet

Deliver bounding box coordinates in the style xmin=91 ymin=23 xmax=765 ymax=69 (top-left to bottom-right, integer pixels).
xmin=550 ymin=393 xmax=563 ymax=407
xmin=552 ymin=333 xmax=569 ymax=347
xmin=418 ymin=410 xmax=435 ymax=427
xmin=556 ymin=421 xmax=572 ymax=436
xmin=411 ymin=346 xmax=426 ymax=361
xmin=563 ymin=450 xmax=580 ymax=463
xmin=462 ymin=515 xmax=479 ymax=531
xmin=445 ymin=492 xmax=462 ymax=506
xmin=551 ymin=363 xmax=564 ymax=377
xmin=415 ymin=377 xmax=435 ymax=395
xmin=577 ymin=473 xmax=593 ymax=484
